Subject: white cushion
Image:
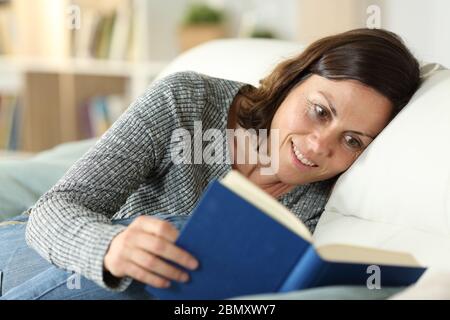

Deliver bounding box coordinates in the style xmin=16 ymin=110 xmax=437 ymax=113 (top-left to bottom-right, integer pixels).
xmin=156 ymin=38 xmax=305 ymax=86
xmin=314 ymin=69 xmax=450 ymax=268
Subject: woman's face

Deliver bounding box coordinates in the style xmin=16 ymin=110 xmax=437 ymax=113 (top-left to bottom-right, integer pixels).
xmin=270 ymin=74 xmax=393 ymax=185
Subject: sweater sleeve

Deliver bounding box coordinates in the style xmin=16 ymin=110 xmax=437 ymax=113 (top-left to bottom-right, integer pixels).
xmin=25 ymin=72 xmax=200 ymax=291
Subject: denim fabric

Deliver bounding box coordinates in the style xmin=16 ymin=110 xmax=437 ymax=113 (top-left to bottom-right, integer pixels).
xmin=0 ymin=213 xmax=190 ymax=300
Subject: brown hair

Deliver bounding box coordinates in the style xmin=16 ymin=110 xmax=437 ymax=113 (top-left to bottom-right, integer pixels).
xmin=236 ymin=28 xmax=420 ymax=130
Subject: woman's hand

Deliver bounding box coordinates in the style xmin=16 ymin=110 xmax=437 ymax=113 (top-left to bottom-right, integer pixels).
xmin=104 ymin=215 xmax=199 ymax=288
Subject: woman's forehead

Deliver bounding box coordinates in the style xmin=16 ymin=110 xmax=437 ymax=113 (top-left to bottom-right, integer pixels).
xmin=298 ymin=75 xmax=392 ymax=108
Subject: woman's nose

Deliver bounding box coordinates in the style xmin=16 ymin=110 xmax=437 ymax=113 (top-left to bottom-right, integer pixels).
xmin=306 ymin=131 xmax=333 ymax=157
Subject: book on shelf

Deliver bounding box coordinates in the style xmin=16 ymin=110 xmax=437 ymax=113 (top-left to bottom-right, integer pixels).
xmin=0 ymin=94 xmax=21 ymax=150
xmin=145 ymin=170 xmax=427 ymax=300
xmin=95 ymin=11 xmax=116 ymax=59
xmin=79 ymin=95 xmax=128 ymax=139
xmin=71 ymin=0 xmax=135 ymax=61
xmin=0 ymin=2 xmax=14 ymax=55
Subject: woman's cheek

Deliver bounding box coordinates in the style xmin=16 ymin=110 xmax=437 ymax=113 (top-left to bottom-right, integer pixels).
xmin=336 ymin=151 xmax=357 ymax=172
xmin=287 ymin=109 xmax=310 ymax=132
xmin=300 ymin=107 xmax=315 ymax=130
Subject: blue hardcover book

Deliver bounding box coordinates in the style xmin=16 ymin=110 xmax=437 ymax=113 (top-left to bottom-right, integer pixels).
xmin=146 ymin=171 xmax=426 ymax=300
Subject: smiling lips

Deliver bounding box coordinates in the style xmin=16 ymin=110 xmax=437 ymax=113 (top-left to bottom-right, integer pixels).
xmin=291 ymin=141 xmax=318 ymax=167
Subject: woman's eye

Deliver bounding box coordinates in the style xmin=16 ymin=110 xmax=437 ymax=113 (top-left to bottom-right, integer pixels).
xmin=314 ymin=104 xmax=328 ymax=119
xmin=344 ymin=135 xmax=363 ymax=150
xmin=307 ymin=101 xmax=329 ymax=121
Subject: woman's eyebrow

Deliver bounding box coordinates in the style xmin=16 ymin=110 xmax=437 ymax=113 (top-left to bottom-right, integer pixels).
xmin=317 ymin=90 xmax=376 ymax=140
xmin=318 ymin=90 xmax=337 ymax=117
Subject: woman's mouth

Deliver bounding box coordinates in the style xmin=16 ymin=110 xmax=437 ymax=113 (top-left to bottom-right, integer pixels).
xmin=291 ymin=141 xmax=318 ymax=170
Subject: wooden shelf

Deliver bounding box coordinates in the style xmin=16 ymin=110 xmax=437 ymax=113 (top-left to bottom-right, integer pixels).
xmin=0 ymin=56 xmax=169 ymax=152
xmin=0 ymin=0 xmax=170 ymax=153
xmin=0 ymin=56 xmax=168 ymax=77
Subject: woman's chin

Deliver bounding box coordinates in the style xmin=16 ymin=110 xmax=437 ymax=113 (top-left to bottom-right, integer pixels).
xmin=274 ymin=167 xmax=309 ymax=185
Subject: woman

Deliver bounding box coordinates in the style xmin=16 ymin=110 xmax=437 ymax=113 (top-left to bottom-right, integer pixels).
xmin=0 ymin=28 xmax=420 ymax=299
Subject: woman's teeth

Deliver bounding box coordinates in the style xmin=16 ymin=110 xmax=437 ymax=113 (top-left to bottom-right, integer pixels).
xmin=292 ymin=142 xmax=317 ymax=167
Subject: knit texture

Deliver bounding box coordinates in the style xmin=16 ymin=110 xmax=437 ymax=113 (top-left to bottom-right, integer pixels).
xmin=25 ymin=71 xmax=336 ymax=292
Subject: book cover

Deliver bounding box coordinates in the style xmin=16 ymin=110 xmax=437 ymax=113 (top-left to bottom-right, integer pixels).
xmin=97 ymin=12 xmax=116 ymax=59
xmin=90 ymin=15 xmax=106 ymax=59
xmin=0 ymin=6 xmax=14 ymax=55
xmin=88 ymin=97 xmax=109 ymax=137
xmin=145 ymin=171 xmax=426 ymax=300
xmin=79 ymin=100 xmax=93 ymax=139
xmin=7 ymin=97 xmax=20 ymax=150
xmin=0 ymin=95 xmax=16 ymax=149
xmin=106 ymin=95 xmax=126 ymax=123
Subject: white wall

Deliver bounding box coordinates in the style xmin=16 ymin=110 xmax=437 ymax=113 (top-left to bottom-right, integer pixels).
xmin=354 ymin=0 xmax=450 ymax=67
xmin=296 ymin=0 xmax=366 ymax=44
xmin=146 ymin=0 xmax=300 ymax=60
xmin=146 ymin=0 xmax=450 ymax=67
xmin=223 ymin=0 xmax=299 ymax=41
xmin=382 ymin=0 xmax=450 ymax=67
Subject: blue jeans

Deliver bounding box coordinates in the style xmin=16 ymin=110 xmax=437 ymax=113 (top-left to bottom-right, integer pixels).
xmin=0 ymin=213 xmax=190 ymax=300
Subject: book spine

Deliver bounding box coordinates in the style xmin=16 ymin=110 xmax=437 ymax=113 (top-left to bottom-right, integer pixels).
xmin=106 ymin=95 xmax=126 ymax=123
xmin=0 ymin=7 xmax=14 ymax=55
xmin=8 ymin=97 xmax=20 ymax=150
xmin=278 ymin=246 xmax=325 ymax=292
xmin=279 ymin=253 xmax=426 ymax=291
xmin=88 ymin=97 xmax=101 ymax=137
xmin=79 ymin=100 xmax=93 ymax=139
xmin=0 ymin=95 xmax=16 ymax=150
xmin=0 ymin=95 xmax=5 ymax=149
xmin=91 ymin=16 xmax=105 ymax=59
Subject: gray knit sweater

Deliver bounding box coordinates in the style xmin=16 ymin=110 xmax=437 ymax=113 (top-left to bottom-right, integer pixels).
xmin=25 ymin=71 xmax=336 ymax=292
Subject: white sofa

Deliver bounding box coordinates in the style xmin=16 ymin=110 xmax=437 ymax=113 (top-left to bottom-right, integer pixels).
xmin=159 ymin=39 xmax=450 ymax=299
xmin=161 ymin=39 xmax=450 ymax=271
xmin=156 ymin=38 xmax=305 ymax=87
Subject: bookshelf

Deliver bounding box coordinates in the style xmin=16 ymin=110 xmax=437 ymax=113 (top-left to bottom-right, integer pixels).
xmin=0 ymin=0 xmax=169 ymax=153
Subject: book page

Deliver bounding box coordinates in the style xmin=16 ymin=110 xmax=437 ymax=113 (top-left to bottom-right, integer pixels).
xmin=316 ymin=244 xmax=421 ymax=267
xmin=221 ymin=170 xmax=313 ymax=242
xmin=313 ymin=211 xmax=425 ymax=267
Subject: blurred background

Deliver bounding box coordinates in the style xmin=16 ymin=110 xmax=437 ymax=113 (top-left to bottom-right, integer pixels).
xmin=0 ymin=0 xmax=448 ymax=157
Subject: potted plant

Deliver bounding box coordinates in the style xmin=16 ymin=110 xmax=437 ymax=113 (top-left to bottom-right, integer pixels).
xmin=250 ymin=28 xmax=277 ymax=39
xmin=178 ymin=3 xmax=226 ymax=52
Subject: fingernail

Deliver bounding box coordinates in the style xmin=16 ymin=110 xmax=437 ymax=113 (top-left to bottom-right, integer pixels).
xmin=188 ymin=259 xmax=199 ymax=270
xmin=180 ymin=273 xmax=189 ymax=282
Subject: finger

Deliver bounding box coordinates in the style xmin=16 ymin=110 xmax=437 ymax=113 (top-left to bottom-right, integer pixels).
xmin=131 ymin=231 xmax=199 ymax=270
xmin=127 ymin=248 xmax=189 ymax=283
xmin=133 ymin=216 xmax=179 ymax=242
xmin=125 ymin=261 xmax=171 ymax=288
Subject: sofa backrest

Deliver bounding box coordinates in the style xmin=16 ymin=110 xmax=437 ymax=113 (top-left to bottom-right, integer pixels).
xmin=156 ymin=38 xmax=305 ymax=87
